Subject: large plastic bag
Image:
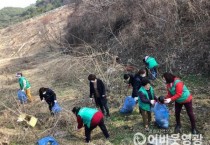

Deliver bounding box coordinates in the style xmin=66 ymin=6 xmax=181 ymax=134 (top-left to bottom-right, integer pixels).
xmin=153 ymin=102 xmax=169 ymax=129
xmin=17 ymin=90 xmax=27 ymax=104
xmin=120 ymin=96 xmax=136 ymax=114
xmin=37 ymin=136 xmax=59 ymax=145
xmin=52 ymin=102 xmax=62 ymax=114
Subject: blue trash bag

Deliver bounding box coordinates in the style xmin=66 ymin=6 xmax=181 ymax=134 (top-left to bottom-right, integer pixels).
xmin=153 ymin=102 xmax=169 ymax=129
xmin=37 ymin=136 xmax=59 ymax=145
xmin=52 ymin=102 xmax=62 ymax=114
xmin=120 ymin=96 xmax=136 ymax=114
xmin=17 ymin=90 xmax=27 ymax=104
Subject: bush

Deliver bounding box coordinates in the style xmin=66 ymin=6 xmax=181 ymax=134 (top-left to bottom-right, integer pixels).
xmin=65 ymin=0 xmax=210 ymax=75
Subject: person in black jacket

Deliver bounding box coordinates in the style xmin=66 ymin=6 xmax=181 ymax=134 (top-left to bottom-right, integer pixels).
xmin=124 ymin=69 xmax=147 ymax=101
xmin=39 ymin=87 xmax=57 ymax=115
xmin=88 ymin=74 xmax=110 ymax=117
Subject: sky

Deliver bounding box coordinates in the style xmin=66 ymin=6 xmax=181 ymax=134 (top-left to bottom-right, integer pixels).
xmin=0 ymin=0 xmax=37 ymax=9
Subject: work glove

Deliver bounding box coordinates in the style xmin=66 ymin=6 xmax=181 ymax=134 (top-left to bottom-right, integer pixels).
xmin=102 ymin=95 xmax=106 ymax=98
xmin=150 ymin=100 xmax=156 ymax=105
xmin=21 ymin=89 xmax=24 ymax=92
xmin=164 ymin=98 xmax=171 ymax=104
xmin=134 ymin=97 xmax=138 ymax=101
xmin=90 ymin=98 xmax=93 ymax=101
xmin=54 ymin=100 xmax=57 ymax=103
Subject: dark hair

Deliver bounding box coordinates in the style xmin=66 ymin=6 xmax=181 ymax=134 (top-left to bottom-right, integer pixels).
xmin=143 ymin=58 xmax=146 ymax=63
xmin=17 ymin=72 xmax=23 ymax=76
xmin=72 ymin=107 xmax=80 ymax=115
xmin=162 ymin=72 xmax=176 ymax=84
xmin=88 ymin=74 xmax=96 ymax=81
xmin=137 ymin=69 xmax=146 ymax=75
xmin=39 ymin=87 xmax=47 ymax=96
xmin=116 ymin=56 xmax=120 ymax=63
xmin=123 ymin=74 xmax=130 ymax=80
xmin=158 ymin=96 xmax=165 ymax=104
xmin=141 ymin=78 xmax=150 ymax=86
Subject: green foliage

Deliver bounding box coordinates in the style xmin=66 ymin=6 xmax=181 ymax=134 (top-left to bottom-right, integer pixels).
xmin=0 ymin=0 xmax=70 ymax=28
xmin=0 ymin=7 xmax=25 ymax=28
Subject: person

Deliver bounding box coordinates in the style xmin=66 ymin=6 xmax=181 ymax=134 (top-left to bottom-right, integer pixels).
xmin=138 ymin=78 xmax=157 ymax=131
xmin=16 ymin=72 xmax=33 ymax=102
xmin=72 ymin=106 xmax=110 ymax=143
xmin=124 ymin=69 xmax=147 ymax=101
xmin=88 ymin=74 xmax=110 ymax=117
xmin=39 ymin=87 xmax=57 ymax=115
xmin=162 ymin=72 xmax=197 ymax=134
xmin=143 ymin=56 xmax=158 ymax=80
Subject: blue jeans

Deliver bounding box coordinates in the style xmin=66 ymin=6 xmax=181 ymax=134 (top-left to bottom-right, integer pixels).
xmin=149 ymin=67 xmax=157 ymax=80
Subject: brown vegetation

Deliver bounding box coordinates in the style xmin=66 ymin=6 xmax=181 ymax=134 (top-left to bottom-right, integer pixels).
xmin=0 ymin=0 xmax=210 ymax=144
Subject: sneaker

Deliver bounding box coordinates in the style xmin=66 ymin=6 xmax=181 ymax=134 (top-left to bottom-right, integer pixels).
xmin=191 ymin=129 xmax=198 ymax=134
xmin=174 ymin=125 xmax=181 ymax=133
xmin=50 ymin=112 xmax=54 ymax=116
xmin=145 ymin=127 xmax=149 ymax=132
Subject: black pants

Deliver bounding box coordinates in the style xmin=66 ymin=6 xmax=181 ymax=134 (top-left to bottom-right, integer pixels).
xmin=175 ymin=101 xmax=196 ymax=129
xmin=95 ymin=97 xmax=110 ymax=116
xmin=85 ymin=118 xmax=109 ymax=143
xmin=47 ymin=101 xmax=54 ymax=111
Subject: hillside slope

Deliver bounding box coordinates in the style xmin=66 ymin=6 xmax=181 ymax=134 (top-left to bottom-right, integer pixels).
xmin=0 ymin=0 xmax=210 ymax=145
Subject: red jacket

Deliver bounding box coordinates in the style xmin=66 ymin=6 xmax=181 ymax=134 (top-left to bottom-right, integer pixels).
xmin=166 ymin=78 xmax=192 ymax=103
xmin=77 ymin=111 xmax=103 ymax=129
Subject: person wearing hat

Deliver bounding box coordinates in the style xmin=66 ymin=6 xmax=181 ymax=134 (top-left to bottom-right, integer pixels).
xmin=138 ymin=78 xmax=157 ymax=131
xmin=72 ymin=106 xmax=110 ymax=143
xmin=39 ymin=87 xmax=57 ymax=115
xmin=16 ymin=72 xmax=33 ymax=102
xmin=162 ymin=72 xmax=197 ymax=134
xmin=143 ymin=56 xmax=158 ymax=80
xmin=88 ymin=74 xmax=110 ymax=117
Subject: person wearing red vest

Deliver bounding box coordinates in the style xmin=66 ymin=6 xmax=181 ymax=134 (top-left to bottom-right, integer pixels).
xmin=162 ymin=72 xmax=197 ymax=134
xmin=72 ymin=107 xmax=109 ymax=143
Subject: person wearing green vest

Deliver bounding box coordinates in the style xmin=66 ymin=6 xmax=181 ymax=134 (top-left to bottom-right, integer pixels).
xmin=162 ymin=72 xmax=197 ymax=134
xmin=72 ymin=107 xmax=109 ymax=143
xmin=143 ymin=56 xmax=158 ymax=80
xmin=138 ymin=78 xmax=157 ymax=131
xmin=16 ymin=72 xmax=33 ymax=102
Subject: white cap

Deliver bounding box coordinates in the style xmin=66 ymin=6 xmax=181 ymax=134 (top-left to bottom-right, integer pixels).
xmin=16 ymin=73 xmax=22 ymax=77
xmin=145 ymin=56 xmax=149 ymax=60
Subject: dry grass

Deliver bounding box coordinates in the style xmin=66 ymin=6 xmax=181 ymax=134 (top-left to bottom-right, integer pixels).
xmin=0 ymin=0 xmax=210 ymax=144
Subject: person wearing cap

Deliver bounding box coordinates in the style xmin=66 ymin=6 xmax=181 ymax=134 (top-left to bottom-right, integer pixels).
xmin=162 ymin=72 xmax=197 ymax=134
xmin=16 ymin=72 xmax=33 ymax=102
xmin=39 ymin=87 xmax=57 ymax=115
xmin=124 ymin=69 xmax=147 ymax=101
xmin=72 ymin=106 xmax=109 ymax=143
xmin=88 ymin=74 xmax=110 ymax=117
xmin=143 ymin=56 xmax=158 ymax=80
xmin=138 ymin=78 xmax=157 ymax=131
